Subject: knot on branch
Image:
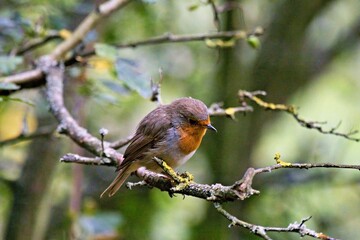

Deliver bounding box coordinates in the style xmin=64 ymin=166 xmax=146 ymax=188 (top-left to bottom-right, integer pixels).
xmin=36 ymin=56 xmax=59 ymax=73
xmin=231 ymin=168 xmax=259 ymax=200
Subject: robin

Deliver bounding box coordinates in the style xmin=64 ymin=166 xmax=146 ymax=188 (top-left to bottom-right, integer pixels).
xmin=101 ymin=97 xmax=216 ymax=197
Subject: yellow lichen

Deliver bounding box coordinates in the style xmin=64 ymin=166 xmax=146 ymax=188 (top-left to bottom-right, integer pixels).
xmin=274 ymin=152 xmax=292 ymax=167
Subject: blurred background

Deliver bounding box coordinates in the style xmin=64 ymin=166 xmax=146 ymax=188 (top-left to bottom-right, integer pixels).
xmin=1 ymin=0 xmax=360 ymax=239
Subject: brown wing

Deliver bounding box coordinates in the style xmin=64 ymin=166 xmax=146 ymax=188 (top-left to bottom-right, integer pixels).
xmin=118 ymin=106 xmax=172 ymax=170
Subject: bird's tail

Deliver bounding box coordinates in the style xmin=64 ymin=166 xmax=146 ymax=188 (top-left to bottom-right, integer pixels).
xmin=100 ymin=166 xmax=131 ymax=198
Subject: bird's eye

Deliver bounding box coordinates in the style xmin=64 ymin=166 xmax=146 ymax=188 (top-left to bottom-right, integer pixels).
xmin=188 ymin=119 xmax=197 ymax=125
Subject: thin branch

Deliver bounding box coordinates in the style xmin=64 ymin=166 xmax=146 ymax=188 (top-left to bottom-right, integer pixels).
xmin=60 ymin=151 xmax=360 ymax=201
xmin=208 ymin=102 xmax=253 ymax=119
xmin=115 ymin=29 xmax=259 ymax=49
xmin=150 ymin=68 xmax=164 ymax=105
xmin=40 ymin=59 xmax=122 ymax=162
xmin=0 ymin=0 xmax=133 ymax=95
xmin=15 ymin=31 xmax=61 ymax=55
xmin=255 ymin=162 xmax=360 ymax=173
xmin=60 ymin=153 xmax=114 ymax=167
xmin=214 ymin=203 xmax=338 ymax=240
xmin=72 ymin=28 xmax=262 ymax=61
xmin=0 ymin=126 xmax=55 ymax=147
xmin=50 ymin=0 xmax=132 ymax=60
xmin=109 ymin=134 xmax=134 ymax=149
xmin=208 ymin=0 xmax=221 ymax=31
xmin=0 ymin=28 xmax=262 ymax=95
xmin=238 ymin=90 xmax=360 ymax=142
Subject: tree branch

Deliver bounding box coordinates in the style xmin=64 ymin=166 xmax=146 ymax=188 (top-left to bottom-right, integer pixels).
xmin=40 ymin=59 xmax=122 ymax=163
xmin=0 ymin=126 xmax=55 ymax=147
xmin=238 ymin=90 xmax=360 ymax=142
xmin=15 ymin=31 xmax=61 ymax=55
xmin=0 ymin=0 xmax=132 ymax=95
xmin=0 ymin=28 xmax=262 ymax=95
xmin=214 ymin=204 xmax=337 ymax=240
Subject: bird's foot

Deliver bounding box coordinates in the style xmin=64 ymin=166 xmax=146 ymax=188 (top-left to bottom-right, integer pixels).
xmin=170 ymin=173 xmax=193 ymax=191
xmin=152 ymin=157 xmax=193 ymax=191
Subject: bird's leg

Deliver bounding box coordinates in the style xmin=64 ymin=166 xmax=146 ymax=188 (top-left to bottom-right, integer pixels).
xmin=152 ymin=157 xmax=193 ymax=191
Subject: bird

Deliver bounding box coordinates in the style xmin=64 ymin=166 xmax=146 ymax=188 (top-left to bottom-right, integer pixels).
xmin=101 ymin=97 xmax=216 ymax=197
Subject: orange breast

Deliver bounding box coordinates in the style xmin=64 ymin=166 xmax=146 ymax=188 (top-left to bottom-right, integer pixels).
xmin=177 ymin=125 xmax=207 ymax=154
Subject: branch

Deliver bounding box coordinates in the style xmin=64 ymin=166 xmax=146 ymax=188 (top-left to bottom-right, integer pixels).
xmin=15 ymin=31 xmax=61 ymax=55
xmin=60 ymin=153 xmax=115 ymax=167
xmin=60 ymin=151 xmax=360 ymax=201
xmin=0 ymin=0 xmax=132 ymax=95
xmin=0 ymin=126 xmax=55 ymax=147
xmin=214 ymin=204 xmax=337 ymax=240
xmin=0 ymin=28 xmax=263 ymax=95
xmin=115 ymin=29 xmax=261 ymax=49
xmin=109 ymin=134 xmax=134 ymax=149
xmin=40 ymin=59 xmax=122 ymax=163
xmin=49 ymin=0 xmax=132 ymax=60
xmin=238 ymin=90 xmax=360 ymax=142
xmin=208 ymin=102 xmax=253 ymax=119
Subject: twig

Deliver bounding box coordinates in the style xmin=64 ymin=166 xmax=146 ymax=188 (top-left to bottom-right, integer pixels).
xmin=15 ymin=31 xmax=61 ymax=55
xmin=0 ymin=126 xmax=55 ymax=147
xmin=60 ymin=153 xmax=114 ymax=166
xmin=0 ymin=28 xmax=262 ymax=95
xmin=238 ymin=90 xmax=360 ymax=142
xmin=208 ymin=0 xmax=221 ymax=31
xmin=214 ymin=203 xmax=338 ymax=240
xmin=150 ymin=68 xmax=163 ymax=105
xmin=109 ymin=134 xmax=134 ymax=149
xmin=208 ymin=102 xmax=253 ymax=119
xmin=115 ymin=29 xmax=259 ymax=49
xmin=255 ymin=162 xmax=360 ymax=173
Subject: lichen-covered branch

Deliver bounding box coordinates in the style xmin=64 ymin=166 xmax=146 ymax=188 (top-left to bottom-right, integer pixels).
xmin=238 ymin=90 xmax=360 ymax=142
xmin=208 ymin=102 xmax=253 ymax=119
xmin=214 ymin=204 xmax=337 ymax=240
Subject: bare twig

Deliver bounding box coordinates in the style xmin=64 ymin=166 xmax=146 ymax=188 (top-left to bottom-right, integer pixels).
xmin=109 ymin=134 xmax=134 ymax=149
xmin=150 ymin=68 xmax=164 ymax=105
xmin=214 ymin=203 xmax=337 ymax=240
xmin=115 ymin=29 xmax=259 ymax=49
xmin=208 ymin=0 xmax=221 ymax=31
xmin=60 ymin=153 xmax=114 ymax=167
xmin=0 ymin=126 xmax=55 ymax=147
xmin=208 ymin=102 xmax=253 ymax=119
xmin=238 ymin=90 xmax=360 ymax=142
xmin=0 ymin=28 xmax=262 ymax=95
xmin=15 ymin=31 xmax=61 ymax=55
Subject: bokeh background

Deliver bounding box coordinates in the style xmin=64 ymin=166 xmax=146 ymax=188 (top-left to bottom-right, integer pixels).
xmin=1 ymin=0 xmax=360 ymax=239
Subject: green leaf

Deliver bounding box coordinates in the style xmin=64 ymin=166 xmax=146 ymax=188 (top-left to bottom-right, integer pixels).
xmin=0 ymin=56 xmax=23 ymax=75
xmin=188 ymin=4 xmax=199 ymax=11
xmin=247 ymin=36 xmax=261 ymax=49
xmin=115 ymin=58 xmax=152 ymax=98
xmin=94 ymin=43 xmax=118 ymax=61
xmin=0 ymin=82 xmax=20 ymax=90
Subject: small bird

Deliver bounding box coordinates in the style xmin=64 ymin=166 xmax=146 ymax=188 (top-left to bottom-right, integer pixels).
xmin=101 ymin=97 xmax=216 ymax=197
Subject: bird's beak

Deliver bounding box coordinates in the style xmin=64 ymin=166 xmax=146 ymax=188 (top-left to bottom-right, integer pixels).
xmin=207 ymin=124 xmax=217 ymax=132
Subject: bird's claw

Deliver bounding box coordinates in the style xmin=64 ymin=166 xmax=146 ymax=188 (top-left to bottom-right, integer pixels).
xmin=153 ymin=157 xmax=194 ymax=191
